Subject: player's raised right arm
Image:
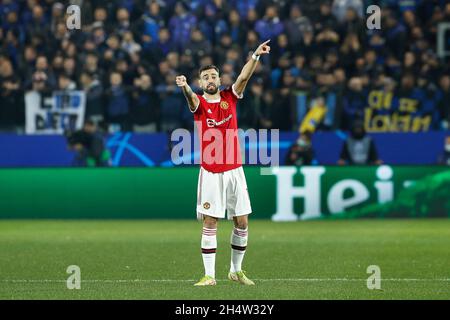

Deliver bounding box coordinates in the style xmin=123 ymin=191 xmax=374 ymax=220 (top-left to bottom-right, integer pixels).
xmin=176 ymin=75 xmax=200 ymax=112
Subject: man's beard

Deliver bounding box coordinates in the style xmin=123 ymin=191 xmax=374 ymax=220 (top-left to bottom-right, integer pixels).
xmin=203 ymin=84 xmax=218 ymax=95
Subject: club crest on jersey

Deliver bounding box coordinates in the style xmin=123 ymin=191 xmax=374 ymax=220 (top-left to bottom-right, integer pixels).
xmin=220 ymin=101 xmax=229 ymax=110
xmin=203 ymin=202 xmax=210 ymax=210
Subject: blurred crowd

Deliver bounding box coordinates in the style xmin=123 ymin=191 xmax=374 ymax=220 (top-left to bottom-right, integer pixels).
xmin=0 ymin=0 xmax=449 ymax=134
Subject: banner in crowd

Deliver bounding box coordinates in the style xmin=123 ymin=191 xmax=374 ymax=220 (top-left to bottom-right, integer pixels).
xmin=364 ymin=89 xmax=439 ymax=132
xmin=25 ymin=91 xmax=86 ymax=134
xmin=0 ymin=166 xmax=447 ymax=220
xmin=296 ymin=89 xmax=440 ymax=133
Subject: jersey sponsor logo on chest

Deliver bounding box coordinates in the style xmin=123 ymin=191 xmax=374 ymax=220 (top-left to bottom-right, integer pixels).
xmin=206 ymin=114 xmax=233 ymax=128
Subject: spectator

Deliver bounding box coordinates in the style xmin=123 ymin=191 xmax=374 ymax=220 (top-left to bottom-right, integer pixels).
xmin=437 ymin=75 xmax=450 ymax=130
xmin=227 ymin=9 xmax=247 ymax=45
xmin=169 ymin=1 xmax=197 ymax=50
xmin=66 ymin=120 xmax=111 ymax=167
xmin=50 ymin=2 xmax=65 ymax=33
xmin=342 ymin=77 xmax=367 ymax=130
xmin=153 ymin=59 xmax=172 ymax=85
xmin=91 ymin=24 xmax=107 ymax=49
xmin=185 ymin=28 xmax=213 ymax=61
xmin=284 ymin=4 xmax=312 ymax=47
xmin=338 ymin=7 xmax=365 ymax=40
xmin=145 ymin=27 xmax=175 ymax=63
xmin=290 ymin=54 xmax=311 ymax=90
xmin=25 ymin=5 xmax=49 ymax=41
xmin=270 ymin=53 xmax=291 ymax=88
xmin=316 ymin=25 xmax=340 ymax=53
xmin=229 ymin=0 xmax=258 ymax=19
xmin=30 ymin=70 xmax=52 ymax=95
xmin=83 ymin=53 xmax=103 ymax=81
xmin=178 ymin=50 xmax=195 ymax=77
xmin=259 ymin=90 xmax=275 ymax=129
xmin=220 ymin=73 xmax=233 ymax=88
xmin=198 ymin=0 xmax=229 ymax=43
xmin=239 ymin=78 xmax=264 ymax=130
xmin=332 ymin=0 xmax=364 ymax=23
xmin=62 ymin=57 xmax=78 ymax=81
xmin=156 ymin=72 xmax=185 ymax=132
xmin=29 ymin=55 xmax=56 ymax=89
xmin=115 ymin=58 xmax=134 ymax=85
xmin=401 ymin=51 xmax=418 ymax=76
xmin=338 ymin=121 xmax=383 ymax=165
xmin=104 ymin=71 xmax=131 ymax=132
xmin=18 ymin=45 xmax=37 ymax=78
xmin=285 ymin=131 xmax=316 ymax=166
xmin=1 ymin=7 xmax=21 ymax=42
xmin=396 ymin=73 xmax=422 ymax=111
xmin=142 ymin=0 xmax=165 ymax=42
xmin=79 ymin=71 xmax=104 ymax=125
xmin=0 ymin=59 xmax=23 ymax=132
xmin=313 ymin=2 xmax=339 ymax=33
xmin=383 ymin=14 xmax=407 ymax=60
xmin=242 ymin=30 xmax=261 ymax=59
xmin=438 ymin=136 xmax=450 ymax=166
xmin=51 ymin=54 xmax=64 ymax=78
xmin=104 ymin=33 xmax=128 ymax=63
xmin=223 ymin=47 xmax=242 ymax=70
xmin=131 ymin=74 xmax=160 ymax=132
xmin=57 ymin=73 xmax=76 ymax=91
xmin=245 ymin=7 xmax=259 ymax=30
xmin=254 ymin=5 xmax=284 ymax=41
xmin=270 ymin=34 xmax=291 ymax=67
xmin=121 ymin=31 xmax=141 ymax=55
xmin=299 ymin=96 xmax=328 ymax=133
xmin=213 ymin=33 xmax=233 ymax=66
xmin=331 ymin=67 xmax=347 ymax=130
xmin=296 ymin=27 xmax=317 ymax=59
xmin=271 ymin=77 xmax=295 ymax=131
xmin=116 ymin=7 xmax=132 ymax=35
xmin=339 ymin=32 xmax=362 ymax=74
xmin=91 ymin=7 xmax=111 ymax=33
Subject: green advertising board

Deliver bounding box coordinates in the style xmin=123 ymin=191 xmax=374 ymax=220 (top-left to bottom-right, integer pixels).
xmin=0 ymin=166 xmax=448 ymax=220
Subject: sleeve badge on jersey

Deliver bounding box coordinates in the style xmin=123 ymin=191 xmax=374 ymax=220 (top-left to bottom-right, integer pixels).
xmin=220 ymin=101 xmax=229 ymax=110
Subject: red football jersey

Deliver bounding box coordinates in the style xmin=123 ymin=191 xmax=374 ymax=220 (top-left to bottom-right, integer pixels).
xmin=192 ymin=85 xmax=243 ymax=173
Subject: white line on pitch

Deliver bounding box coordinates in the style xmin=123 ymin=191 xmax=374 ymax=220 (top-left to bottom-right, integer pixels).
xmin=1 ymin=278 xmax=449 ymax=283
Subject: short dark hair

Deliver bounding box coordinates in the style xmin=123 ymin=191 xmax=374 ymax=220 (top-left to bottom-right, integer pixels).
xmin=59 ymin=73 xmax=70 ymax=80
xmin=198 ymin=65 xmax=219 ymax=77
xmin=84 ymin=119 xmax=96 ymax=127
xmin=80 ymin=70 xmax=93 ymax=79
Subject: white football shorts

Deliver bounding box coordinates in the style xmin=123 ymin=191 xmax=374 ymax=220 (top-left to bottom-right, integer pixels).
xmin=196 ymin=166 xmax=252 ymax=220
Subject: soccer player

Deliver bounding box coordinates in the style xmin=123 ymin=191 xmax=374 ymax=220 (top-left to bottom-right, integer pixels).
xmin=176 ymin=40 xmax=271 ymax=286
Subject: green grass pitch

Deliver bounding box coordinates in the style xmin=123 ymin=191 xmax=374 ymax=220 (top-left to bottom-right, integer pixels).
xmin=0 ymin=219 xmax=449 ymax=300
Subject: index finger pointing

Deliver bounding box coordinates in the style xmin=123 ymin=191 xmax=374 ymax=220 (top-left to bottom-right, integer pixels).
xmin=262 ymin=39 xmax=271 ymax=45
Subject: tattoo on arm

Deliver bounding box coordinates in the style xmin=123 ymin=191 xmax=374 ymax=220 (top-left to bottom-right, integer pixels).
xmin=182 ymin=85 xmax=199 ymax=111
